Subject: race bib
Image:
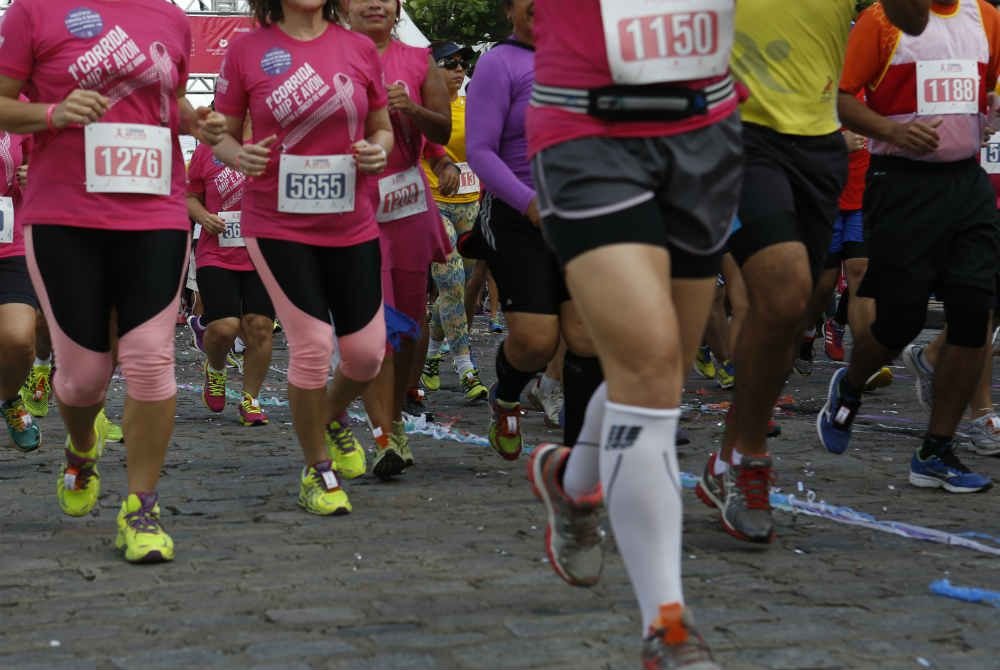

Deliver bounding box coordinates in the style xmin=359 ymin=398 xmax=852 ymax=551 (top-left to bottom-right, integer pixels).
xmin=455 ymin=162 xmax=481 ymax=196
xmin=278 ymin=154 xmax=356 ymax=215
xmin=85 ymin=123 xmax=172 ymax=195
xmin=982 ymin=131 xmax=1000 ymax=174
xmin=377 ymin=166 xmax=429 ymax=223
xmin=601 ymin=0 xmax=734 ymax=85
xmin=917 ymin=60 xmax=980 ymax=116
xmin=218 ymin=211 xmax=245 ymax=248
xmin=0 ymin=197 xmax=12 ymax=245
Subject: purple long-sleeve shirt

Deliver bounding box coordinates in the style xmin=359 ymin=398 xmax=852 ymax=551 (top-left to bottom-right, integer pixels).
xmin=466 ymin=41 xmax=535 ymax=215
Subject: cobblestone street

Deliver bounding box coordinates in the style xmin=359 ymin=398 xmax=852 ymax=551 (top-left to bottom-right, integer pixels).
xmin=1 ymin=321 xmax=998 ymax=669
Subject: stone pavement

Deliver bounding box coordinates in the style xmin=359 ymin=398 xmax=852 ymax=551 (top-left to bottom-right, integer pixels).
xmin=1 ymin=321 xmax=999 ymax=670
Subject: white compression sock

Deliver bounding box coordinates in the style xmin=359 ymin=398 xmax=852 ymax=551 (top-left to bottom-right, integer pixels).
xmin=453 ymin=354 xmax=474 ymax=377
xmin=600 ymin=400 xmax=684 ymax=633
xmin=562 ymin=382 xmax=608 ymax=500
xmin=428 ymin=338 xmax=443 ymax=357
xmin=34 ymin=356 xmax=51 ymax=367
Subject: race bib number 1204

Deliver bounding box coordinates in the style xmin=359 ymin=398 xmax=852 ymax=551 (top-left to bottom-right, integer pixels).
xmin=600 ymin=0 xmax=734 ymax=85
xmin=0 ymin=197 xmax=12 ymax=244
xmin=85 ymin=123 xmax=172 ymax=196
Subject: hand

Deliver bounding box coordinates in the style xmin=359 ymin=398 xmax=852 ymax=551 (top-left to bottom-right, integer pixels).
xmin=197 ymin=108 xmax=227 ymax=146
xmin=198 ymin=212 xmax=227 ymax=236
xmin=889 ymin=119 xmax=942 ymax=154
xmin=236 ymin=134 xmax=277 ymax=177
xmin=15 ymin=165 xmax=27 ymax=189
xmin=526 ymin=197 xmax=541 ymax=228
xmin=843 ymin=129 xmax=867 ymax=153
xmin=387 ymin=84 xmax=417 ymax=116
xmin=353 ymin=139 xmax=388 ymax=174
xmin=52 ymin=89 xmax=109 ymax=128
xmin=437 ymin=162 xmax=460 ymax=196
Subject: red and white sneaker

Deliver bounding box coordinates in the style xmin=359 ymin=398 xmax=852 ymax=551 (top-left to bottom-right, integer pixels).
xmin=823 ymin=317 xmax=846 ymax=362
xmin=527 ymin=443 xmax=605 ymax=587
xmin=641 ymin=604 xmax=720 ymax=670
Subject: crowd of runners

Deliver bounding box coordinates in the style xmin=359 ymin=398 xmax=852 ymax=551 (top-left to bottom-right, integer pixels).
xmin=0 ymin=0 xmax=997 ymax=667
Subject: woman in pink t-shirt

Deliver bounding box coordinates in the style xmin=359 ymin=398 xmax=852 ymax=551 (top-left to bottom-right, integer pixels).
xmin=209 ymin=0 xmax=393 ymax=516
xmin=345 ymin=0 xmax=452 ymax=481
xmin=0 ymin=129 xmax=41 ymax=453
xmin=0 ymin=0 xmax=221 ymax=564
xmin=186 ymin=138 xmax=275 ymax=428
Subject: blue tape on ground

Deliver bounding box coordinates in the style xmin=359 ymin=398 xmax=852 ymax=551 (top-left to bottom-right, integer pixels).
xmin=930 ymin=579 xmax=1000 ymax=607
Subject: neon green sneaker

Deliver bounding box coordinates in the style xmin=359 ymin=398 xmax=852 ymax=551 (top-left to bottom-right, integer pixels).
xmin=325 ymin=419 xmax=366 ymax=479
xmin=371 ymin=427 xmax=406 ymax=480
xmin=97 ymin=408 xmax=124 ymax=443
xmin=488 ymin=384 xmax=523 ymax=461
xmin=298 ymin=460 xmax=352 ymax=515
xmin=461 ymin=368 xmax=489 ymax=403
xmin=19 ymin=363 xmax=51 ymax=417
xmin=115 ymin=492 xmax=174 ymax=563
xmin=2 ymin=396 xmax=41 ymax=452
xmin=420 ymin=354 xmax=442 ymax=392
xmin=694 ymin=345 xmax=716 ymax=380
xmin=392 ymin=420 xmax=413 ymax=469
xmin=57 ymin=421 xmax=107 ymax=517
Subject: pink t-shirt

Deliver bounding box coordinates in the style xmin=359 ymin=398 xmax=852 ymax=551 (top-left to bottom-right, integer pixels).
xmin=527 ymin=0 xmax=739 ymax=157
xmin=0 ymin=131 xmax=29 ymax=260
xmin=370 ymin=40 xmax=450 ymax=272
xmin=0 ymin=0 xmax=192 ymax=231
xmin=187 ymin=143 xmax=252 ymax=272
xmin=214 ymin=23 xmax=386 ymax=248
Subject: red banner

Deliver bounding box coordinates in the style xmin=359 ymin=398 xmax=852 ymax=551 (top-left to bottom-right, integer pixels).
xmin=189 ymin=15 xmax=254 ymax=75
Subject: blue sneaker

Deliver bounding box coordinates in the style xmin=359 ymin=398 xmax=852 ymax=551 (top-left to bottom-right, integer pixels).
xmin=3 ymin=397 xmax=41 ymax=452
xmin=910 ymin=446 xmax=992 ymax=493
xmin=817 ymin=368 xmax=861 ymax=455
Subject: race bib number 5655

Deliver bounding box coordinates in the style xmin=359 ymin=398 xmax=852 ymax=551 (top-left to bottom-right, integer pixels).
xmin=601 ymin=0 xmax=734 ymax=85
xmin=278 ymin=154 xmax=356 ymax=214
xmin=85 ymin=123 xmax=172 ymax=196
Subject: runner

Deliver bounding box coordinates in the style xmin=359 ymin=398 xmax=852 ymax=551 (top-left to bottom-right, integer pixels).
xmin=0 ymin=126 xmax=40 ymax=452
xmin=0 ymin=0 xmax=222 ymax=563
xmin=210 ymin=0 xmax=392 ymax=513
xmin=525 ymin=0 xmax=744 ymax=665
xmin=467 ymin=0 xmax=594 ymax=461
xmin=343 ymin=0 xmax=453 ymax=480
xmin=819 ymin=0 xmax=1000 ymax=495
xmin=419 ymin=40 xmax=490 ymax=405
xmin=696 ymin=0 xmax=933 ymax=545
xmin=187 ymin=133 xmax=275 ymax=427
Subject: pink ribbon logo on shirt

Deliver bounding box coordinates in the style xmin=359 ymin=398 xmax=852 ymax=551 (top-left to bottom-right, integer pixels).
xmin=0 ymin=134 xmax=12 ymax=191
xmin=104 ymin=41 xmax=175 ymax=125
xmin=281 ymin=73 xmax=359 ymax=152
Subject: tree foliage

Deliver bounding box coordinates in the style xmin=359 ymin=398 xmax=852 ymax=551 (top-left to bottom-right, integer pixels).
xmin=405 ymin=0 xmax=510 ymax=46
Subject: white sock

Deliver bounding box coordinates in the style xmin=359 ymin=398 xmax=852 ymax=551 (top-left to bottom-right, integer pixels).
xmin=712 ymin=454 xmax=728 ymax=475
xmin=453 ymin=354 xmax=474 ymax=377
xmin=233 ymin=337 xmax=246 ymax=354
xmin=428 ymin=338 xmax=443 ymax=357
xmin=731 ymin=449 xmax=743 ymax=466
xmin=562 ymin=382 xmax=607 ymax=500
xmin=917 ymin=348 xmax=935 ymax=374
xmin=804 ymin=327 xmax=816 ymax=338
xmin=34 ymin=356 xmax=51 ymax=367
xmin=600 ymin=401 xmax=684 ymax=632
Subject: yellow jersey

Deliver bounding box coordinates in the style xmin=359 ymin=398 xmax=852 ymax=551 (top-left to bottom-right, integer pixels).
xmin=732 ymin=0 xmax=854 ymax=136
xmin=422 ymin=95 xmax=479 ymax=205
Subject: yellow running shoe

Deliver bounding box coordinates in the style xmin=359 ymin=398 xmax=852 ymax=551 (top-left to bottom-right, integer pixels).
xmin=371 ymin=427 xmax=406 ymax=480
xmin=97 ymin=408 xmax=124 ymax=443
xmin=298 ymin=461 xmax=352 ymax=515
xmin=420 ymin=354 xmax=442 ymax=392
xmin=115 ymin=492 xmax=174 ymax=563
xmin=864 ymin=366 xmax=894 ymax=392
xmin=19 ymin=363 xmax=51 ymax=417
xmin=57 ymin=421 xmax=107 ymax=517
xmin=693 ymin=345 xmax=716 ymax=380
xmin=392 ymin=420 xmax=413 ymax=468
xmin=325 ymin=419 xmax=366 ymax=479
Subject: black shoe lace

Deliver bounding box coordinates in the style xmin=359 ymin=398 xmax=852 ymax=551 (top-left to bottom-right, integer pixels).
xmin=937 ymin=446 xmax=971 ymax=473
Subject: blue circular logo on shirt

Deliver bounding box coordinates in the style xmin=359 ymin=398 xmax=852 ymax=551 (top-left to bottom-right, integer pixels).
xmin=260 ymin=47 xmax=292 ymax=76
xmin=212 ymin=155 xmax=225 ymax=167
xmin=65 ymin=7 xmax=104 ymax=39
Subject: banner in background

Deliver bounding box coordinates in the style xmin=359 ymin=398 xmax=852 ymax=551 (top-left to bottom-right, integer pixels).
xmin=189 ymin=15 xmax=253 ymax=74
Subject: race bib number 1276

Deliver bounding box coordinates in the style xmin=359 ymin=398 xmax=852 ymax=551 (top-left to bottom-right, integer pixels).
xmin=85 ymin=123 xmax=172 ymax=196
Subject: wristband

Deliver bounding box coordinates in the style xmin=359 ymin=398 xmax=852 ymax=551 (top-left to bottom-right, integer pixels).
xmin=45 ymin=103 xmax=57 ymax=131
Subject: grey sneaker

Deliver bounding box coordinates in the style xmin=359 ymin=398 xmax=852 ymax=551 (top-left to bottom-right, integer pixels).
xmin=902 ymin=344 xmax=934 ymax=412
xmin=527 ymin=377 xmax=564 ymax=428
xmin=964 ymin=413 xmax=1000 ymax=456
xmin=695 ymin=452 xmax=726 ymax=510
xmin=527 ymin=443 xmax=605 ymax=587
xmin=641 ymin=606 xmax=720 ymax=670
xmin=720 ymin=455 xmax=775 ymax=543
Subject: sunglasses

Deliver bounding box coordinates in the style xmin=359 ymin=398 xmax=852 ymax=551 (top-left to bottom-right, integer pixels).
xmin=437 ymin=58 xmax=469 ymax=71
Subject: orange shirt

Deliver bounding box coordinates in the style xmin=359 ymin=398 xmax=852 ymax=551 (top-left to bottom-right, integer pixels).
xmin=840 ymin=1 xmax=1000 ymax=97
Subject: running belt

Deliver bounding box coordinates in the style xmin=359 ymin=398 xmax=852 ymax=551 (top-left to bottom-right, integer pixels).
xmin=531 ymin=75 xmax=735 ymax=122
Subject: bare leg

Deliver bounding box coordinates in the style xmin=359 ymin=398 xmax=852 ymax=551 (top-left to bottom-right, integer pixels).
xmin=241 ymin=314 xmax=274 ymax=398
xmin=123 ymin=396 xmax=175 ymax=491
